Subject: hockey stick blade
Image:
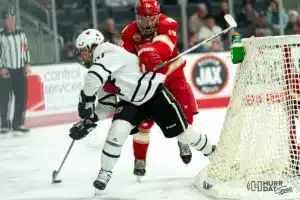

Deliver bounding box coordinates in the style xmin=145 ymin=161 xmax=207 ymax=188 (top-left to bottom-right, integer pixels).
xmin=52 ymin=170 xmax=62 ymax=184
xmin=51 ymin=140 xmax=75 ymax=184
xmin=224 ymin=14 xmax=237 ymax=28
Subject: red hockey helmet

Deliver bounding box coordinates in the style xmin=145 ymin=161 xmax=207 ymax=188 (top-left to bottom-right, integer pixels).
xmin=136 ymin=0 xmax=160 ymax=36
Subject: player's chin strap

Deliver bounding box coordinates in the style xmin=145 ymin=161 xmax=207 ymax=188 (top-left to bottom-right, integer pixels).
xmin=154 ymin=14 xmax=237 ymax=71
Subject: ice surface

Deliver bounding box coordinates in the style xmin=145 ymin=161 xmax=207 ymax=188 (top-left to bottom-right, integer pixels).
xmin=0 ymin=109 xmax=226 ymax=200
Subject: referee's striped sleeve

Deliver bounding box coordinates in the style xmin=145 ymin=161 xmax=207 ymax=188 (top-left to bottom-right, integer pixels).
xmin=22 ymin=32 xmax=30 ymax=64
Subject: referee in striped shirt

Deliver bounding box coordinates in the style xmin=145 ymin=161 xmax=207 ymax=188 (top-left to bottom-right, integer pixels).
xmin=0 ymin=8 xmax=31 ymax=134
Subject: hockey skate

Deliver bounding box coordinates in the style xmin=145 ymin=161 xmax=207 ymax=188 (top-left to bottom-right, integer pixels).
xmin=93 ymin=168 xmax=112 ymax=192
xmin=133 ymin=159 xmax=146 ymax=182
xmin=204 ymin=145 xmax=217 ymax=161
xmin=178 ymin=141 xmax=192 ymax=165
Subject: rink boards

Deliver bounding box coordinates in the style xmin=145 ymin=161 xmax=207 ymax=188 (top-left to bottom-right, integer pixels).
xmin=24 ymin=52 xmax=237 ymax=127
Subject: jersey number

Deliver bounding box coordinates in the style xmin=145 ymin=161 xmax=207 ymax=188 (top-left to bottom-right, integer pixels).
xmin=168 ymin=30 xmax=176 ymax=37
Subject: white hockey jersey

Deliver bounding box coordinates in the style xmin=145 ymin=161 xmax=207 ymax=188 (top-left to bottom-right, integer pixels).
xmin=93 ymin=90 xmax=117 ymax=121
xmin=82 ymin=42 xmax=166 ymax=106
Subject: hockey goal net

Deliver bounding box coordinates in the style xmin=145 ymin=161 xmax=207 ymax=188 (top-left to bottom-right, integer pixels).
xmin=195 ymin=35 xmax=300 ymax=200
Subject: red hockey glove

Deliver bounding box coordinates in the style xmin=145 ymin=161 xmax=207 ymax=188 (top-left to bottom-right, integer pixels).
xmin=138 ymin=43 xmax=163 ymax=72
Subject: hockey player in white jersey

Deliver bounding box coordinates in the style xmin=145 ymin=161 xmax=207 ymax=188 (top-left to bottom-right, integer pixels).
xmin=69 ymin=29 xmax=216 ymax=191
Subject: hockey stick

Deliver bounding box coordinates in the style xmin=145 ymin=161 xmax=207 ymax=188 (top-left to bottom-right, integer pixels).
xmin=52 ymin=139 xmax=75 ymax=184
xmin=154 ymin=14 xmax=237 ymax=71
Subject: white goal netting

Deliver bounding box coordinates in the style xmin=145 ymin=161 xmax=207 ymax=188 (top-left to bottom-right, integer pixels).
xmin=195 ymin=35 xmax=300 ymax=200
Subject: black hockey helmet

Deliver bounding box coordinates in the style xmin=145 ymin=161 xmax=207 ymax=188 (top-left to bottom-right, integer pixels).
xmin=2 ymin=6 xmax=15 ymax=19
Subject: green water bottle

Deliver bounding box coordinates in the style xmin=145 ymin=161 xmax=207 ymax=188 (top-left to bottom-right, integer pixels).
xmin=231 ymin=32 xmax=245 ymax=64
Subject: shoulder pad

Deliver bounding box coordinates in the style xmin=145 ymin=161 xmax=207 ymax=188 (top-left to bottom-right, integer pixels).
xmin=121 ymin=21 xmax=137 ymax=37
xmin=159 ymin=14 xmax=178 ymax=31
xmin=93 ymin=45 xmax=106 ymax=63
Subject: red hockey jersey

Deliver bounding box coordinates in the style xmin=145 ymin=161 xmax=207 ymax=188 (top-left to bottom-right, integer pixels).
xmin=120 ymin=14 xmax=186 ymax=82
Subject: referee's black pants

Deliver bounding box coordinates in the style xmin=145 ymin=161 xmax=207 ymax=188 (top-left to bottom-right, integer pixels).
xmin=0 ymin=72 xmax=10 ymax=129
xmin=10 ymin=68 xmax=28 ymax=128
xmin=0 ymin=68 xmax=27 ymax=129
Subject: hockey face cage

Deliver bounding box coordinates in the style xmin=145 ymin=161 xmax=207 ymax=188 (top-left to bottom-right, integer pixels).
xmin=136 ymin=0 xmax=160 ymax=36
xmin=74 ymin=45 xmax=96 ymax=69
xmin=136 ymin=15 xmax=159 ymax=36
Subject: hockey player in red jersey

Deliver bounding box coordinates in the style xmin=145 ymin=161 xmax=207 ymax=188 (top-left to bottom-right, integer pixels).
xmin=121 ymin=0 xmax=199 ymax=177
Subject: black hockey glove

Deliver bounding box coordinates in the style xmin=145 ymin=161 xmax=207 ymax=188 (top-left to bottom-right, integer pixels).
xmin=69 ymin=120 xmax=97 ymax=140
xmin=78 ymin=90 xmax=96 ymax=119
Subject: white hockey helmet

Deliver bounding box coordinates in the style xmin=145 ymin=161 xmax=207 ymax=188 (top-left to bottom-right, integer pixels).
xmin=74 ymin=29 xmax=105 ymax=68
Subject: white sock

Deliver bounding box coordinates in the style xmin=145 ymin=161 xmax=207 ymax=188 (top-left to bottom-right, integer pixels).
xmin=101 ymin=120 xmax=133 ymax=171
xmin=101 ymin=140 xmax=122 ymax=171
